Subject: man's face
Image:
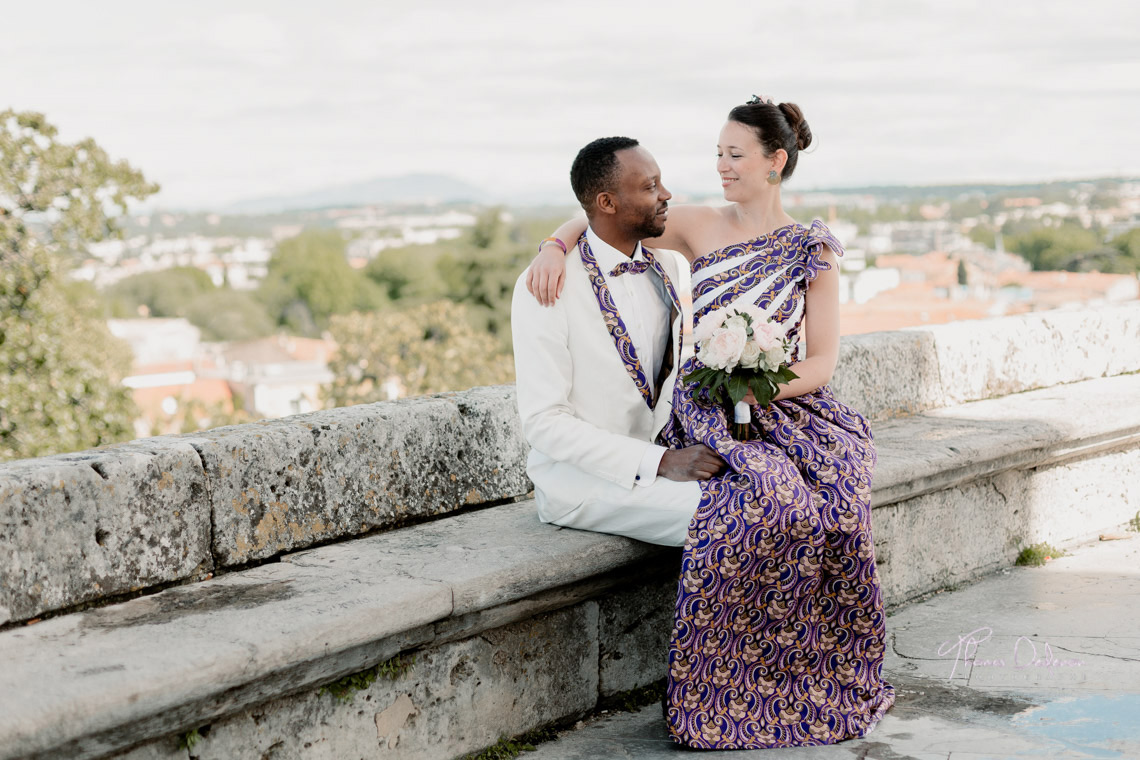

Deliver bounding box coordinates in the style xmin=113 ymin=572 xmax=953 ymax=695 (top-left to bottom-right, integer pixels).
xmin=612 ymin=146 xmax=671 ymax=240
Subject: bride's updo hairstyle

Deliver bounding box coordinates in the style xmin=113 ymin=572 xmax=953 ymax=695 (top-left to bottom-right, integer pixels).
xmin=727 ymin=99 xmax=812 ymax=181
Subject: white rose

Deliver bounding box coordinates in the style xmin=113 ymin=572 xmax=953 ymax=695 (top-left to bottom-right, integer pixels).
xmin=764 ymin=345 xmax=786 ymax=371
xmin=693 ymin=308 xmax=729 ymax=343
xmin=736 ymin=303 xmax=768 ymax=327
xmin=723 ymin=315 xmax=748 ymax=334
xmin=751 ymin=322 xmax=783 ymax=352
xmin=700 ymin=327 xmax=747 ymax=370
xmin=740 ymin=340 xmax=763 ymax=369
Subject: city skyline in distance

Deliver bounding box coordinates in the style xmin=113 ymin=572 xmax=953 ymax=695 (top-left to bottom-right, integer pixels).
xmin=201 ymin=173 xmax=1140 ymax=217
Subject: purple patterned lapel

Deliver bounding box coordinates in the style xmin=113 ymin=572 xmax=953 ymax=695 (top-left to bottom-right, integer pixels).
xmin=577 ymin=233 xmax=654 ymax=409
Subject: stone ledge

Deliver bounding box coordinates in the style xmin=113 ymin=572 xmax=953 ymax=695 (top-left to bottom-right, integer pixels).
xmin=3 ymin=305 xmax=1139 ymax=626
xmin=0 ymin=438 xmax=212 ymax=626
xmin=0 ymin=385 xmax=532 ymax=626
xmin=831 ymin=303 xmax=1140 ymax=420
xmin=0 ymin=502 xmax=671 ymax=760
xmin=3 ymin=373 xmax=1140 ymax=759
xmin=872 ymin=373 xmax=1140 ymax=507
xmin=192 ymin=385 xmax=531 ymax=567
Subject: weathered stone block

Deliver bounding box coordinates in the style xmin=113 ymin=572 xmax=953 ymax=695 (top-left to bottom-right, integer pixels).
xmin=928 ymin=304 xmax=1140 ymax=406
xmin=597 ymin=570 xmax=678 ymax=697
xmin=831 ymin=329 xmax=946 ymax=421
xmin=104 ymin=736 xmax=184 ymax=760
xmin=874 ymin=446 xmax=1140 ymax=607
xmin=187 ymin=604 xmax=600 ymax=760
xmin=871 ymin=373 xmax=1140 ymax=507
xmin=1099 ymin=303 xmax=1140 ymax=376
xmin=0 ymin=438 xmax=211 ymax=625
xmin=196 ymin=385 xmax=531 ymax=566
xmin=0 ymin=560 xmax=451 ymax=760
xmin=282 ymin=500 xmax=666 ymax=617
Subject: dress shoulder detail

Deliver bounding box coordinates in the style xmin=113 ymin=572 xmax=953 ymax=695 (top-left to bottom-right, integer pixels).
xmin=803 ymin=219 xmax=844 ymax=282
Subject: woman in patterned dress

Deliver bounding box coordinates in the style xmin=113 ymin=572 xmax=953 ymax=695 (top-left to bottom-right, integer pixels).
xmin=527 ymin=97 xmax=895 ymax=749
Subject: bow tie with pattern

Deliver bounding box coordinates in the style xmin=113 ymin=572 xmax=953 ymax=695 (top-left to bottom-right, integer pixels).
xmin=609 ymin=259 xmax=651 ymax=277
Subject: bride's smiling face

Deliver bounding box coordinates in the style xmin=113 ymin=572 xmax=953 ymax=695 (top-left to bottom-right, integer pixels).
xmin=716 ymin=120 xmax=773 ymax=201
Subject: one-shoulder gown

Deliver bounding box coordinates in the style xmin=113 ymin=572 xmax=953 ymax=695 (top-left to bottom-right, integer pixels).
xmin=658 ymin=220 xmax=895 ymax=749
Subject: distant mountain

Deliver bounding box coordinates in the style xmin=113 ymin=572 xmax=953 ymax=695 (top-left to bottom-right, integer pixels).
xmin=222 ymin=173 xmax=490 ymax=214
xmin=800 ymin=176 xmax=1140 ymax=202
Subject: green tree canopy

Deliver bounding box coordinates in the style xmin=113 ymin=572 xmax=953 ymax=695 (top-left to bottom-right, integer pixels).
xmin=1 ymin=109 xmax=158 ymax=461
xmin=1109 ymin=227 xmax=1140 ymax=264
xmin=362 ymin=219 xmax=537 ymax=348
xmin=1006 ymin=224 xmax=1102 ymax=271
xmin=107 ymin=266 xmax=216 ymax=318
xmin=967 ymin=224 xmax=996 ymax=249
xmin=258 ymin=229 xmax=386 ymax=335
xmin=323 ymin=300 xmax=514 ymax=407
xmin=184 ymin=290 xmax=278 ymax=342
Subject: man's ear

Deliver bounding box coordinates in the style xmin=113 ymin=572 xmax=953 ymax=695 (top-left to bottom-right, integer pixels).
xmin=594 ymin=191 xmax=618 ymax=216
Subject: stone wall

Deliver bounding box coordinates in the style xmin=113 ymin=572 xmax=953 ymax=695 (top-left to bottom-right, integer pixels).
xmin=3 ymin=304 xmax=1140 ymax=627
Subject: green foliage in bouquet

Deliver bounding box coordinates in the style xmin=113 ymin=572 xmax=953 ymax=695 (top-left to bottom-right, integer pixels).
xmin=684 ymin=363 xmax=798 ymax=409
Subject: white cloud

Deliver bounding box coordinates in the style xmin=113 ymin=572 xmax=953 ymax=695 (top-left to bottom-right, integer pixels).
xmin=2 ymin=0 xmax=1137 ymax=208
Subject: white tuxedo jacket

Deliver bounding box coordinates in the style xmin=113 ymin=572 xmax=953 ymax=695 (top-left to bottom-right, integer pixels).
xmin=511 ymin=235 xmax=695 ymax=532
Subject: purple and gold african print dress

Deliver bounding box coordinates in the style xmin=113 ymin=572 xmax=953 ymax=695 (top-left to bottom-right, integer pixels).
xmin=658 ymin=220 xmax=895 ymax=750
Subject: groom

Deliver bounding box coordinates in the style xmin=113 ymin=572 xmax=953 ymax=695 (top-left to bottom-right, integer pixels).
xmin=511 ymin=137 xmax=722 ymax=546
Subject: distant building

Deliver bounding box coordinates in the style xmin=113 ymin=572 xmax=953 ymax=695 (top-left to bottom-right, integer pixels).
xmin=199 ymin=335 xmax=336 ymax=419
xmin=108 ymin=319 xmax=338 ymax=435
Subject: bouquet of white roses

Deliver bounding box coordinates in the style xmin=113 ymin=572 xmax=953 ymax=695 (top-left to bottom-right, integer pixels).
xmin=683 ymin=304 xmax=798 ymax=440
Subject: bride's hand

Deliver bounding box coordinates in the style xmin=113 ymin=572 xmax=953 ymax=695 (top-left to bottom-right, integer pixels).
xmin=526 ymin=246 xmax=567 ymax=307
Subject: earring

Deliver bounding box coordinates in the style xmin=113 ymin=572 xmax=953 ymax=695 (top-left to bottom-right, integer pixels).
xmin=767 ymin=170 xmax=780 ymax=185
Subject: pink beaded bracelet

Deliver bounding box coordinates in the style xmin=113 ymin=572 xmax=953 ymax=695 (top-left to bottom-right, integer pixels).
xmin=538 ymin=236 xmax=567 ymax=254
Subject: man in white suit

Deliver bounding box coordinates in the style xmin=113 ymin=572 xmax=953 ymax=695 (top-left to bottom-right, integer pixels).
xmin=511 ymin=137 xmax=723 ymax=546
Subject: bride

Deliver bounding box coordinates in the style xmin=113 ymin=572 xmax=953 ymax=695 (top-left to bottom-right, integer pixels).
xmin=526 ymin=96 xmax=895 ymax=749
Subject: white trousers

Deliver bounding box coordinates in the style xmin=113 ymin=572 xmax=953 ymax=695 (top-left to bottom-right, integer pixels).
xmin=540 ymin=476 xmax=701 ymax=548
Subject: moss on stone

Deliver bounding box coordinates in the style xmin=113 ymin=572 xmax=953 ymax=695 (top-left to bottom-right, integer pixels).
xmin=462 ymin=727 xmax=559 ymax=759
xmin=598 ymin=678 xmax=667 ymax=713
xmin=1015 ymin=542 xmax=1067 ymax=567
xmin=317 ymin=653 xmax=415 ymax=703
xmin=178 ymin=726 xmax=205 ymax=750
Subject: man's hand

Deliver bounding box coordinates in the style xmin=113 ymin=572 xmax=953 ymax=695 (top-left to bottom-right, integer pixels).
xmin=658 ymin=445 xmax=725 ymax=481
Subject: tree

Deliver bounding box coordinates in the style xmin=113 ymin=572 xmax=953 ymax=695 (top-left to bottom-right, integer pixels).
xmin=364 ymin=245 xmax=447 ymax=303
xmin=184 ymin=290 xmax=277 ymax=342
xmin=469 ymin=207 xmax=502 ymax=249
xmin=956 ymin=258 xmax=968 ymax=286
xmin=323 ymin=300 xmax=514 ymax=407
xmin=1109 ymin=228 xmax=1140 ymax=267
xmin=1 ymin=109 xmax=158 ymax=461
xmin=1006 ymin=225 xmax=1101 ymax=271
xmin=968 ymin=224 xmax=996 ymax=249
xmin=435 ymin=246 xmax=530 ymax=342
xmin=257 ymin=229 xmax=386 ymax=335
xmin=107 ymin=266 xmax=216 ymax=318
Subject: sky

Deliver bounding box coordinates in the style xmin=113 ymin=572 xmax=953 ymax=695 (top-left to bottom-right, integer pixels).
xmin=4 ymin=0 xmax=1138 ymax=209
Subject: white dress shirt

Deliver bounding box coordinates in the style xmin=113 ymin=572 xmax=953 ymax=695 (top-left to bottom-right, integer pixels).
xmin=586 ymin=227 xmax=671 ymax=485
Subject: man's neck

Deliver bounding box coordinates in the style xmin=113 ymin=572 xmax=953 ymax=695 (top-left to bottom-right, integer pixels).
xmin=588 ymin=219 xmax=638 ymax=258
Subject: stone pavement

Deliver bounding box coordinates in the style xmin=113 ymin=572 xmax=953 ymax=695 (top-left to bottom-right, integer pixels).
xmin=528 ymin=533 xmax=1140 ymax=760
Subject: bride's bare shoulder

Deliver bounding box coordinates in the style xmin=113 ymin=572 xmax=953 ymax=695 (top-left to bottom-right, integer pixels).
xmin=661 ymin=204 xmax=729 ymax=260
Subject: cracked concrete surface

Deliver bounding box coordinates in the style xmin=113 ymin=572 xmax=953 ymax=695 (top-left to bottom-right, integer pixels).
xmin=527 ymin=533 xmax=1140 ymax=759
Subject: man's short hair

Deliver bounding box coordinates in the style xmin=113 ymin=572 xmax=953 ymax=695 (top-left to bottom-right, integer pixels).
xmin=570 ymin=136 xmax=640 ymax=212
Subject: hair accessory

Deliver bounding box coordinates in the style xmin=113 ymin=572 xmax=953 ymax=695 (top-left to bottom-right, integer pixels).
xmin=748 ymin=94 xmax=774 ymax=105
xmin=767 ymin=169 xmax=781 ymax=185
xmin=538 ymin=236 xmax=567 ymax=255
